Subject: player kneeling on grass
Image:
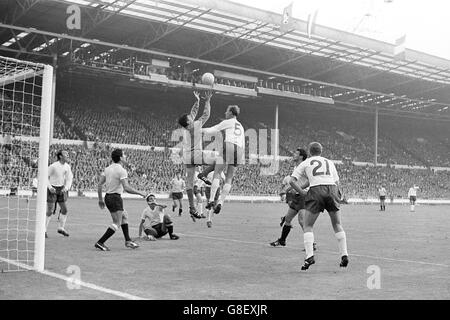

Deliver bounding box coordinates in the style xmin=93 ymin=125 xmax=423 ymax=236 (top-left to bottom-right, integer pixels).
xmin=139 ymin=194 xmax=179 ymax=241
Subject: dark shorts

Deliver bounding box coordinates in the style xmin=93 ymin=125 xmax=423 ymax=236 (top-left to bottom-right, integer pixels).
xmin=379 ymin=196 xmax=386 ymax=201
xmin=205 ymin=186 xmax=220 ymax=202
xmin=288 ymin=193 xmax=306 ymax=212
xmin=194 ymin=185 xmax=204 ymax=196
xmin=305 ymin=185 xmax=341 ymax=214
xmin=172 ymin=192 xmax=183 ymax=200
xmin=146 ymin=223 xmax=168 ymax=238
xmin=104 ymin=193 xmax=123 ymax=212
xmin=410 ymin=196 xmax=416 ymax=203
xmin=47 ymin=186 xmax=68 ymax=203
xmin=218 ymin=142 xmax=244 ymax=167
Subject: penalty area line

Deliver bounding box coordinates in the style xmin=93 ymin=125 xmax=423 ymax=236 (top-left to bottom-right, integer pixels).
xmin=0 ymin=257 xmax=146 ymax=300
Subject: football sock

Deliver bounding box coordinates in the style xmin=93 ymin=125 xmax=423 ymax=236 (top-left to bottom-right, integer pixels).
xmin=121 ymin=223 xmax=131 ymax=241
xmin=335 ymin=231 xmax=348 ymax=256
xmin=186 ymin=188 xmax=195 ymax=209
xmin=303 ymin=232 xmax=314 ymax=259
xmin=280 ymin=224 xmax=291 ymax=242
xmin=167 ymin=225 xmax=174 ymax=236
xmin=98 ymin=226 xmax=116 ymax=244
xmin=197 ymin=199 xmax=203 ymax=215
xmin=209 ymin=178 xmax=220 ymax=205
xmin=58 ymin=214 xmax=67 ymax=230
xmin=45 ymin=215 xmax=52 ymax=231
xmin=219 ymin=183 xmax=231 ymax=205
xmin=410 ymin=205 xmax=415 ymax=211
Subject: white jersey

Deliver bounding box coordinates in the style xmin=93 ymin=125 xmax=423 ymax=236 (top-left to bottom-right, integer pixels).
xmin=171 ymin=178 xmax=185 ymax=193
xmin=408 ymin=187 xmax=417 ymax=197
xmin=48 ymin=161 xmax=73 ymax=190
xmin=292 ymin=156 xmax=339 ymax=187
xmin=103 ymin=163 xmax=127 ymax=194
xmin=141 ymin=206 xmax=164 ymax=228
xmin=203 ymin=118 xmax=245 ymax=148
xmin=32 ymin=178 xmax=38 ymax=188
xmin=379 ymin=187 xmax=386 ymax=196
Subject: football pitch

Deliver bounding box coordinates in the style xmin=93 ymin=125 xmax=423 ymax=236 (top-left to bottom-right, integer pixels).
xmin=1 ymin=198 xmax=449 ymax=300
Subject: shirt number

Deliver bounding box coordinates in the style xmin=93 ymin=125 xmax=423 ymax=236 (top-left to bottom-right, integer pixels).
xmin=311 ymin=159 xmax=330 ymax=176
xmin=234 ymin=123 xmax=242 ymax=136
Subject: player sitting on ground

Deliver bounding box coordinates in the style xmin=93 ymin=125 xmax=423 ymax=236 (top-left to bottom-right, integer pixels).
xmin=198 ymin=105 xmax=245 ymax=214
xmin=290 ymin=142 xmax=348 ymax=270
xmin=177 ymin=90 xmax=213 ymax=221
xmin=139 ymin=194 xmax=179 ymax=240
xmin=270 ymin=148 xmax=316 ymax=251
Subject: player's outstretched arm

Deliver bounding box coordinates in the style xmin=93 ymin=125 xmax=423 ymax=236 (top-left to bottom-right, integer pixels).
xmin=98 ymin=175 xmax=106 ymax=209
xmin=198 ymin=90 xmax=212 ymax=126
xmin=189 ymin=91 xmax=201 ymax=120
xmin=121 ymin=178 xmax=146 ymax=197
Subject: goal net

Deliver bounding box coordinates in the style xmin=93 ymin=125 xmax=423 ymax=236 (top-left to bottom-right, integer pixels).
xmin=0 ymin=56 xmax=52 ymax=272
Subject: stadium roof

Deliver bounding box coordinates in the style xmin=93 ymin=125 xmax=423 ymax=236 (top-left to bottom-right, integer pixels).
xmin=0 ymin=0 xmax=449 ymax=119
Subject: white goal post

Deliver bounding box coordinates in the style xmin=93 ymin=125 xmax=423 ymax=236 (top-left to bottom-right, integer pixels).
xmin=0 ymin=55 xmax=53 ymax=272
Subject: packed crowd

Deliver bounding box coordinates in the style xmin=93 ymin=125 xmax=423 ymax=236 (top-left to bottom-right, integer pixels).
xmin=2 ymin=140 xmax=449 ymax=199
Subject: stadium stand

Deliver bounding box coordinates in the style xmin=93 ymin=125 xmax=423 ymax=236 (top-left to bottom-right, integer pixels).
xmin=2 ymin=83 xmax=449 ymax=199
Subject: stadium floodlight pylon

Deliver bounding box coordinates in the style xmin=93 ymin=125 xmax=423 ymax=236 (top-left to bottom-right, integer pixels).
xmin=0 ymin=55 xmax=52 ymax=272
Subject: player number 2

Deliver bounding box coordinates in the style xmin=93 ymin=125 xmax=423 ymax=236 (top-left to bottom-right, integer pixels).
xmin=311 ymin=159 xmax=330 ymax=176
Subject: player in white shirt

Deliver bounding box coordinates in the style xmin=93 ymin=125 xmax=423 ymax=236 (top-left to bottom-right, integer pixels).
xmin=204 ymin=170 xmax=226 ymax=228
xmin=139 ymin=194 xmax=179 ymax=240
xmin=46 ymin=150 xmax=73 ymax=238
xmin=378 ymin=185 xmax=387 ymax=211
xmin=290 ymin=142 xmax=348 ymax=270
xmin=193 ymin=167 xmax=206 ymax=218
xmin=95 ymin=149 xmax=146 ymax=251
xmin=270 ymin=148 xmax=317 ymax=250
xmin=408 ymin=185 xmax=419 ymax=212
xmin=176 ymin=90 xmax=213 ymax=220
xmin=200 ymin=105 xmax=245 ymax=214
xmin=170 ymin=171 xmax=185 ymax=216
